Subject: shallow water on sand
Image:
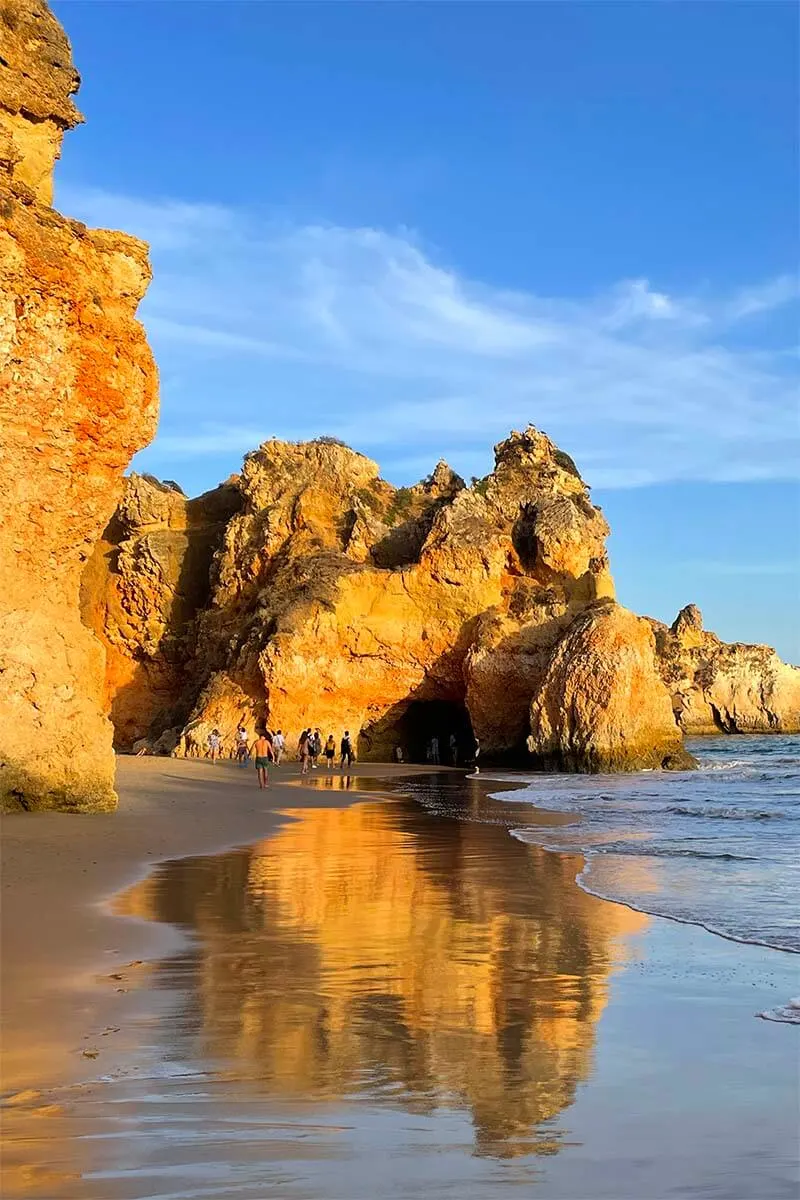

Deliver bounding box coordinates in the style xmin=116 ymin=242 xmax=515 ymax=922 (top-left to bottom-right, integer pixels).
xmin=2 ymin=779 xmax=798 ymax=1199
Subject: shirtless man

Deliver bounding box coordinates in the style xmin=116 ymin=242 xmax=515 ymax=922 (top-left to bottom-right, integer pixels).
xmin=249 ymin=729 xmax=275 ymax=790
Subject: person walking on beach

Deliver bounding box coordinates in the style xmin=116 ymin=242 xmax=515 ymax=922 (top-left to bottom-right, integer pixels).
xmin=207 ymin=729 xmax=222 ymax=763
xmin=250 ymin=729 xmax=275 ymax=790
xmin=235 ymin=724 xmax=249 ymax=767
xmin=449 ymin=732 xmax=458 ymax=766
xmin=299 ymin=728 xmax=311 ymax=775
xmin=473 ymin=735 xmax=481 ymax=772
xmin=310 ymin=728 xmax=322 ymax=769
xmin=340 ymin=731 xmax=354 ymax=770
xmin=430 ymin=735 xmax=440 ymax=765
xmin=526 ymin=732 xmax=536 ymax=757
xmin=273 ymin=729 xmax=285 ymax=765
xmin=324 ymin=733 xmax=336 ymax=769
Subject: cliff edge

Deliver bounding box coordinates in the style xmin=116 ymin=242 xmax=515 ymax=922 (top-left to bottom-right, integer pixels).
xmin=0 ymin=0 xmax=158 ymax=810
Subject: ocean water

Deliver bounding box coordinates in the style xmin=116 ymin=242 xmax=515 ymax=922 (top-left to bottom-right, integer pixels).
xmin=401 ymin=735 xmax=800 ymax=1020
xmin=498 ymin=736 xmax=799 ymax=952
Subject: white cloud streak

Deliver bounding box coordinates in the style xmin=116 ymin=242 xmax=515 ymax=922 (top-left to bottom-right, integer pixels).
xmin=62 ymin=184 xmax=800 ymax=489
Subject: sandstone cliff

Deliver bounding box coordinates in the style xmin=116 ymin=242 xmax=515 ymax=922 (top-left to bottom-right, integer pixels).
xmin=80 ymin=474 xmax=241 ymax=752
xmin=0 ymin=0 xmax=158 ymax=810
xmin=94 ymin=428 xmax=694 ymax=771
xmin=652 ymin=605 xmax=800 ymax=735
xmin=181 ymin=430 xmax=623 ymax=762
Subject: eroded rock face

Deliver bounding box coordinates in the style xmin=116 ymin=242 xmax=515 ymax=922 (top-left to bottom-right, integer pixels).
xmin=80 ymin=475 xmax=241 ymax=752
xmin=652 ymin=606 xmax=800 ymax=735
xmin=170 ymin=428 xmax=645 ymax=763
xmin=0 ymin=0 xmax=158 ymax=810
xmin=529 ymin=601 xmax=695 ymax=772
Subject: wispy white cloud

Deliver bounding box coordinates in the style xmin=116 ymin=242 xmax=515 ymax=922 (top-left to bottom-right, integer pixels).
xmin=724 ymin=275 xmax=799 ymax=322
xmin=62 ymin=184 xmax=800 ymax=490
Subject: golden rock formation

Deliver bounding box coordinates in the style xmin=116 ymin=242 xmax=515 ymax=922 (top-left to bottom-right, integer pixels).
xmin=91 ymin=429 xmax=703 ymax=770
xmin=0 ymin=0 xmax=158 ymax=810
xmin=651 ymin=604 xmax=800 ymax=735
xmin=119 ymin=795 xmax=647 ymax=1156
xmin=173 ymin=429 xmax=651 ymax=764
xmin=80 ymin=474 xmax=240 ymax=750
xmin=91 ymin=427 xmax=797 ymax=769
xmin=530 ymin=601 xmax=695 ymax=771
xmin=176 ymin=430 xmax=694 ymax=770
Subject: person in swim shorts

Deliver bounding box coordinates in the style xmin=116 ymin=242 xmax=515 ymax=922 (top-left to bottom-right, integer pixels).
xmin=250 ymin=729 xmax=275 ymax=789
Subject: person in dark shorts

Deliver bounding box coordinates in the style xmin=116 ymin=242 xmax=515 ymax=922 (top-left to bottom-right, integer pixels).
xmin=324 ymin=734 xmax=336 ymax=769
xmin=250 ymin=729 xmax=274 ymax=789
xmin=340 ymin=731 xmax=354 ymax=769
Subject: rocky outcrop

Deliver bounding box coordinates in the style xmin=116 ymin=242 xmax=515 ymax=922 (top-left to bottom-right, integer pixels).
xmin=530 ymin=602 xmax=695 ymax=771
xmin=175 ymin=430 xmax=620 ymax=758
xmin=80 ymin=474 xmax=241 ymax=752
xmin=90 ymin=427 xmax=681 ymax=771
xmin=0 ymin=0 xmax=158 ymax=810
xmin=652 ymin=605 xmax=800 ymax=735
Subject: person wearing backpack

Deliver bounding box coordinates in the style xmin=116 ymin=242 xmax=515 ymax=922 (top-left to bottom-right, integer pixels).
xmin=340 ymin=731 xmax=354 ymax=770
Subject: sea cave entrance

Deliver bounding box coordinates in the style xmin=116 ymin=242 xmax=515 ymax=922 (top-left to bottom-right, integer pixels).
xmin=360 ymin=699 xmax=475 ymax=766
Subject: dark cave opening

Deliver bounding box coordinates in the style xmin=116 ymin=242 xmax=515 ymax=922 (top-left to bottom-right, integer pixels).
xmin=361 ymin=699 xmax=476 ymax=765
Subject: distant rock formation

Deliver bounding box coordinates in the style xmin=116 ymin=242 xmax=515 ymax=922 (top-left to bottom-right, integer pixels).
xmin=80 ymin=474 xmax=241 ymax=752
xmin=651 ymin=605 xmax=800 ymax=735
xmin=92 ymin=428 xmax=699 ymax=771
xmin=0 ymin=0 xmax=158 ymax=811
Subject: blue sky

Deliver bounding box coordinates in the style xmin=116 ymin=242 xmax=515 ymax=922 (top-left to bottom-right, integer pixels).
xmin=54 ymin=1 xmax=799 ymax=659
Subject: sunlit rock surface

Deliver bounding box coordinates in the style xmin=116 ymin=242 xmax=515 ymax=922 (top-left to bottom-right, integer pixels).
xmin=80 ymin=475 xmax=241 ymax=751
xmin=651 ymin=604 xmax=800 ymax=735
xmin=530 ymin=601 xmax=696 ymax=771
xmin=93 ymin=428 xmax=795 ymax=769
xmin=112 ymin=428 xmax=636 ymax=762
xmin=0 ymin=0 xmax=158 ymax=810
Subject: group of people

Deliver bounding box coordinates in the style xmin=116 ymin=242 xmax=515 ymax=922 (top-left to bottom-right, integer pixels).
xmin=197 ymin=721 xmax=480 ymax=790
xmin=297 ymin=728 xmax=355 ymax=774
xmin=199 ymin=723 xmax=356 ymax=789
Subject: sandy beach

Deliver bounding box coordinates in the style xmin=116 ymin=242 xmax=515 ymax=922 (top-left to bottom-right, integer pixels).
xmin=2 ymin=757 xmax=798 ymax=1200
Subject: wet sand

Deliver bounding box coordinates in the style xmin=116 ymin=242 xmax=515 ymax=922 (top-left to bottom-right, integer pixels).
xmin=1 ymin=758 xmax=798 ymax=1199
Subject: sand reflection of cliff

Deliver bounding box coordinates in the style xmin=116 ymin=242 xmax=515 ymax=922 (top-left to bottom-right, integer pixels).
xmin=121 ymin=799 xmax=646 ymax=1157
